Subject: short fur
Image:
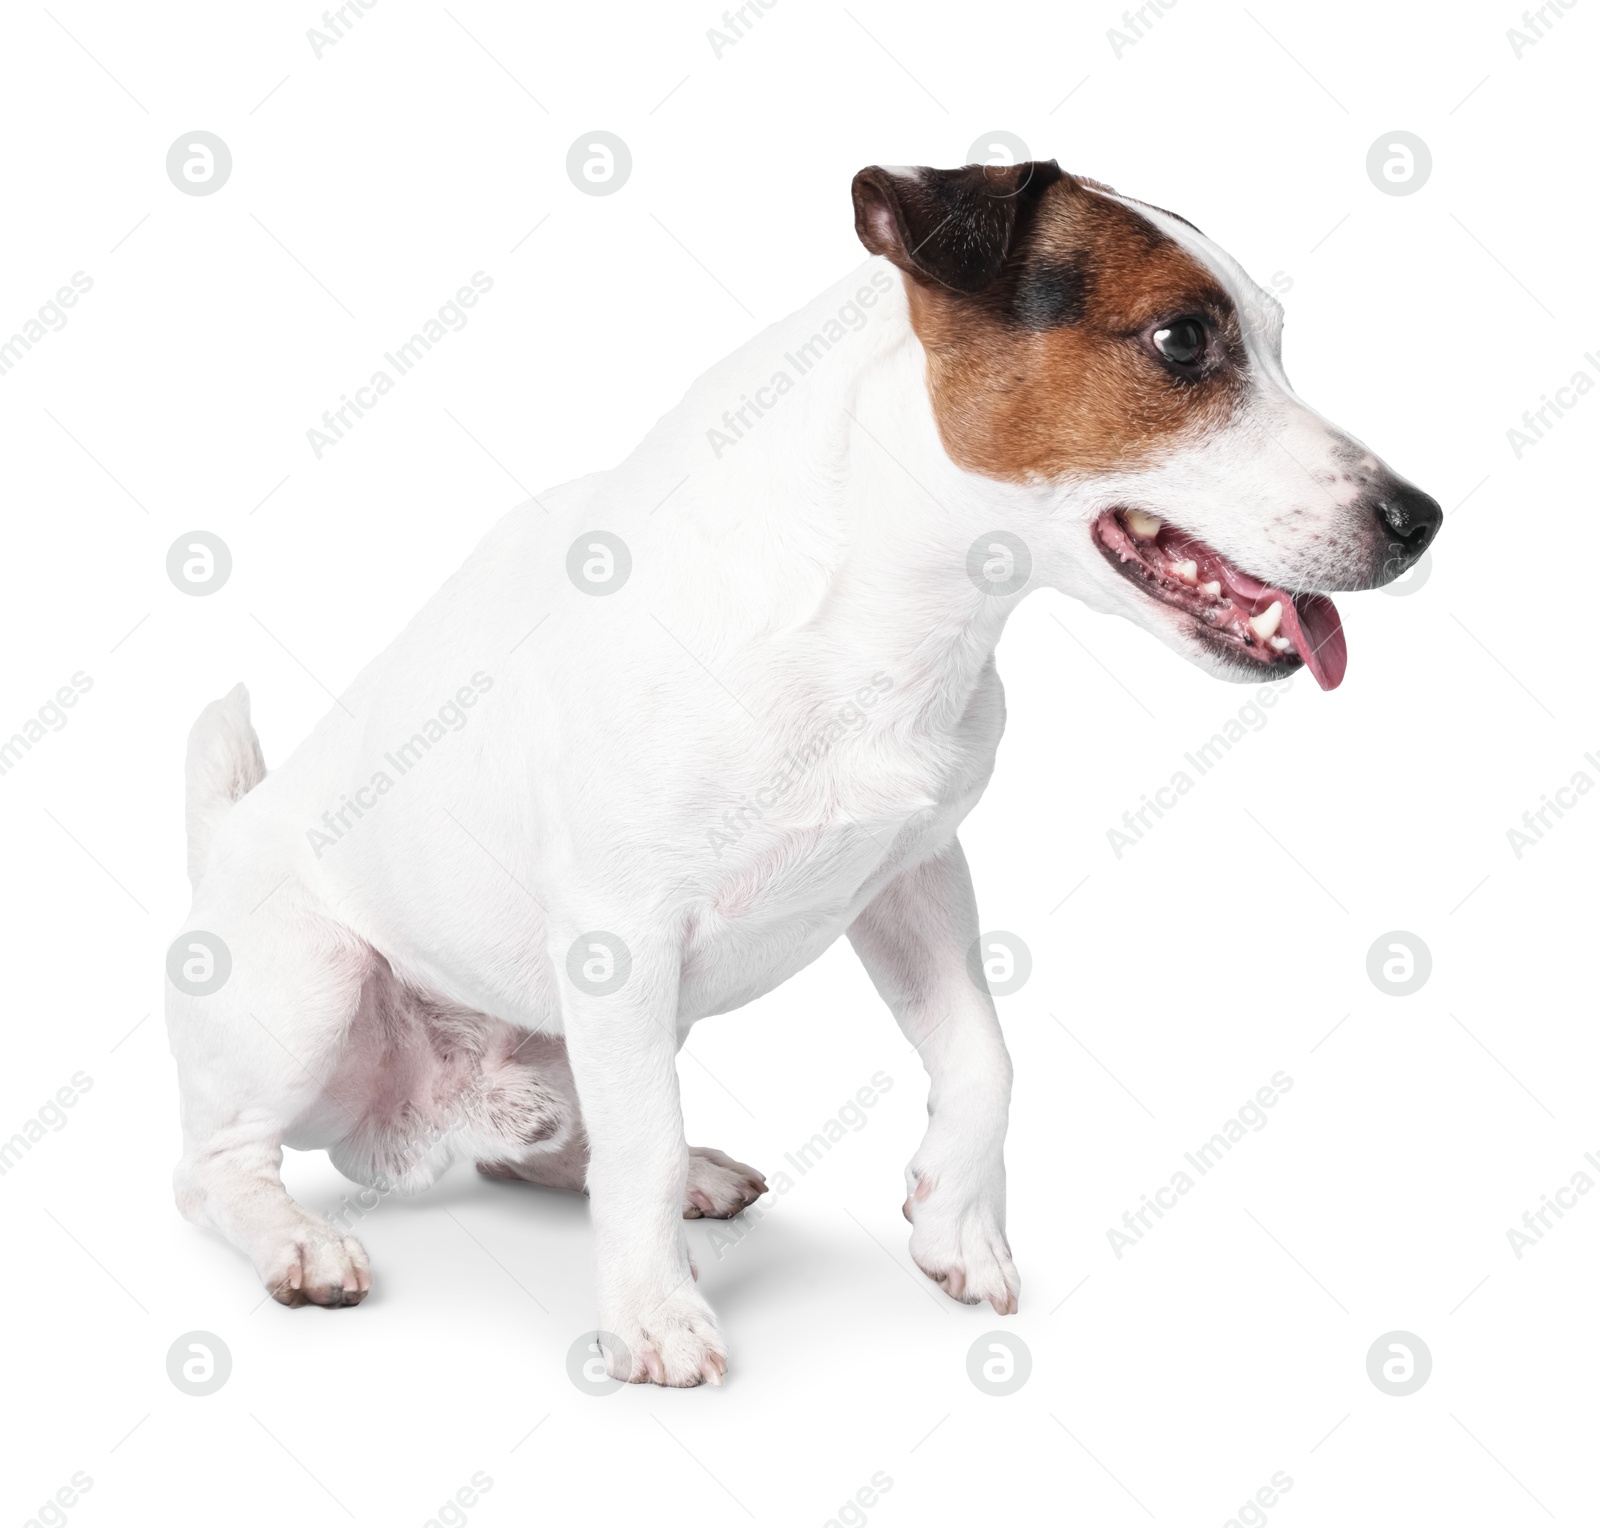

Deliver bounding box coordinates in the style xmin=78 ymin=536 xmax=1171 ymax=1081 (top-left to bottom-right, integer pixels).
xmin=167 ymin=162 xmax=1436 ymax=1383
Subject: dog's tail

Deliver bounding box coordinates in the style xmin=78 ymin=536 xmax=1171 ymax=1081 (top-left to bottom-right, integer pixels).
xmin=185 ymin=683 xmax=266 ymax=888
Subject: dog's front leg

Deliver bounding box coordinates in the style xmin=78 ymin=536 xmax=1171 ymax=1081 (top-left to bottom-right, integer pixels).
xmin=559 ymin=930 xmax=727 ymax=1386
xmin=848 ymin=841 xmax=1020 ymax=1314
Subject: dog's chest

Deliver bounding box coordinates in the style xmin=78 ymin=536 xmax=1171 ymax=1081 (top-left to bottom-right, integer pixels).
xmin=680 ymin=677 xmax=1003 ymax=1018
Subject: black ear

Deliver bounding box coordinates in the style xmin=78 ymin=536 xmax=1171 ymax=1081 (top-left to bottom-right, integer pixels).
xmin=852 ymin=161 xmax=1063 ymax=295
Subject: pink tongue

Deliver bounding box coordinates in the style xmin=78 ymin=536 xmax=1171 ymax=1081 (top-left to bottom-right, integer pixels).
xmin=1285 ymin=594 xmax=1346 ymax=691
xmin=1201 ymin=552 xmax=1347 ymax=691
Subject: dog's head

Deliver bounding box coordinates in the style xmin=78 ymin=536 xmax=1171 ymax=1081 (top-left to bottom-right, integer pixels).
xmin=852 ymin=161 xmax=1441 ymax=690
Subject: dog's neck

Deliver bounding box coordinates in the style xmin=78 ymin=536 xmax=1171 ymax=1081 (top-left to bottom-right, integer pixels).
xmin=635 ymin=260 xmax=1061 ymax=739
xmin=804 ymin=333 xmax=1020 ymax=731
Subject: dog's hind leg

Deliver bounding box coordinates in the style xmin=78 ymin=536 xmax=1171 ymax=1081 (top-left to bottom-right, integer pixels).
xmin=474 ymin=1035 xmax=767 ymax=1218
xmin=175 ymin=1118 xmax=372 ymax=1308
xmin=169 ymin=908 xmax=377 ymax=1307
xmin=473 ymin=1033 xmax=590 ymax=1191
xmin=171 ymin=684 xmax=375 ymax=1305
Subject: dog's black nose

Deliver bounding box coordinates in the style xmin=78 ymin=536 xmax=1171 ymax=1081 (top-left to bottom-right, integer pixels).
xmin=1374 ymin=483 xmax=1442 ymax=553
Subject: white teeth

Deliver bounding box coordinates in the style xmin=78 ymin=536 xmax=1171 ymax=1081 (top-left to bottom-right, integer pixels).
xmin=1200 ymin=580 xmax=1221 ymax=598
xmin=1125 ymin=509 xmax=1162 ymax=539
xmin=1171 ymin=559 xmax=1198 ymax=583
xmin=1270 ymin=635 xmax=1292 ymax=652
xmin=1248 ymin=601 xmax=1283 ymax=641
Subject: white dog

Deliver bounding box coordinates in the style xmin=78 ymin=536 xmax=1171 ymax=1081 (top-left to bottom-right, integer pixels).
xmin=168 ymin=160 xmax=1440 ymax=1385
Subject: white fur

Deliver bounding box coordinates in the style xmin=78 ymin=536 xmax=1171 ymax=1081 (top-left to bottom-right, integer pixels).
xmin=1086 ymin=188 xmax=1395 ymax=608
xmin=168 ymin=235 xmax=1393 ymax=1382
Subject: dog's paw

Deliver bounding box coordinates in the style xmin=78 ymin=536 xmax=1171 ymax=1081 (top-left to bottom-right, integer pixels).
xmin=904 ymin=1171 xmax=1019 ymax=1316
xmin=262 ymin=1220 xmax=372 ymax=1308
xmin=683 ymin=1145 xmax=767 ymax=1219
xmin=605 ymin=1283 xmax=728 ymax=1387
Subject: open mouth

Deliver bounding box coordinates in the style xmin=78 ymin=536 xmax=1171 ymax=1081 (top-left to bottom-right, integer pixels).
xmin=1092 ymin=509 xmax=1348 ymax=691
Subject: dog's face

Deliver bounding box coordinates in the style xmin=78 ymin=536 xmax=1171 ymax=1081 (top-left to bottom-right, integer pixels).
xmin=852 ymin=161 xmax=1441 ymax=690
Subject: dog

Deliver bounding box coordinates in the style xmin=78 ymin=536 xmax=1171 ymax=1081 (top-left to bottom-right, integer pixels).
xmin=167 ymin=159 xmax=1440 ymax=1386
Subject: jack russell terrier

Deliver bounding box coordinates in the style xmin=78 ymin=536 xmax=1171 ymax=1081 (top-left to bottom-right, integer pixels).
xmin=168 ymin=159 xmax=1440 ymax=1385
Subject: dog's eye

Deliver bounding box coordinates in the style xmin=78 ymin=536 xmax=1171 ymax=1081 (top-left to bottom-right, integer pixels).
xmin=1152 ymin=318 xmax=1206 ymax=367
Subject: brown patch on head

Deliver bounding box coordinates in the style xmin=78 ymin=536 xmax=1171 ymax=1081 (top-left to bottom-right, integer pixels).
xmin=852 ymin=163 xmax=1247 ymax=481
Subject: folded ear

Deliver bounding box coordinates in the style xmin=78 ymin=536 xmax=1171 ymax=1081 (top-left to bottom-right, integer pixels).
xmin=851 ymin=161 xmax=1064 ymax=295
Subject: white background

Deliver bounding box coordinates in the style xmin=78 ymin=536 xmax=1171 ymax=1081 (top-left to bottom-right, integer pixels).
xmin=1 ymin=1 xmax=1595 ymax=1524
